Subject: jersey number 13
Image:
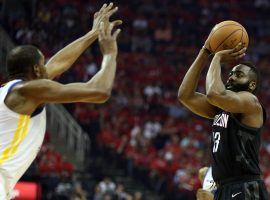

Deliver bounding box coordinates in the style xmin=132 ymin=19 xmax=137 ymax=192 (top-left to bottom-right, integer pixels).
xmin=213 ymin=132 xmax=221 ymax=153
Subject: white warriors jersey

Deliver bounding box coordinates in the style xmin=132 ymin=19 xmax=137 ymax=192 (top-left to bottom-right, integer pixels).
xmin=0 ymin=79 xmax=46 ymax=198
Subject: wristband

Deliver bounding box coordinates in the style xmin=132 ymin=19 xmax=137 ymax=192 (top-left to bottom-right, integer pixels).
xmin=202 ymin=46 xmax=212 ymax=55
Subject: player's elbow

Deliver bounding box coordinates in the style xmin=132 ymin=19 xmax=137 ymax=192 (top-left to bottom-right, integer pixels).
xmin=96 ymin=91 xmax=111 ymax=103
xmin=87 ymin=90 xmax=111 ymax=104
xmin=206 ymin=90 xmax=222 ymax=104
xmin=177 ymin=90 xmax=191 ymax=104
xmin=206 ymin=91 xmax=216 ymax=101
xmin=178 ymin=89 xmax=185 ymax=101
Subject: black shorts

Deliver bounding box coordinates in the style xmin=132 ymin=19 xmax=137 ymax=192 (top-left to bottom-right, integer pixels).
xmin=214 ymin=179 xmax=269 ymax=200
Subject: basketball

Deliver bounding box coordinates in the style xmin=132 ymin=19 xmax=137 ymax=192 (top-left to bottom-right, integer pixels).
xmin=209 ymin=20 xmax=249 ymax=53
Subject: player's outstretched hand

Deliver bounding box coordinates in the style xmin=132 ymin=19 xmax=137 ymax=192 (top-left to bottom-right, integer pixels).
xmin=214 ymin=42 xmax=246 ymax=63
xmin=196 ymin=189 xmax=214 ymax=200
xmin=91 ymin=3 xmax=122 ymax=34
xmin=99 ymin=21 xmax=121 ymax=56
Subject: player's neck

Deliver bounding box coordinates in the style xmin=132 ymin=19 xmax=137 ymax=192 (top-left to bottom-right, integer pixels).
xmin=8 ymin=74 xmax=32 ymax=81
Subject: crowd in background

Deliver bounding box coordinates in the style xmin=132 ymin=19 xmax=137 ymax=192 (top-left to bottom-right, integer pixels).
xmin=1 ymin=0 xmax=270 ymax=199
xmin=93 ymin=177 xmax=144 ymax=200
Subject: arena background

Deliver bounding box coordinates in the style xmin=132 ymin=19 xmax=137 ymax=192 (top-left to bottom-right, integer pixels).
xmin=1 ymin=0 xmax=270 ymax=199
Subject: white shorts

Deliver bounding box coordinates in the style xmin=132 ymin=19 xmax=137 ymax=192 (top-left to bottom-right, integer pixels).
xmin=0 ymin=173 xmax=12 ymax=200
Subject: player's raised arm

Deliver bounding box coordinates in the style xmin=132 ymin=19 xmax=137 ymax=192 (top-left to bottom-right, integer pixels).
xmin=45 ymin=3 xmax=122 ymax=80
xmin=15 ymin=79 xmax=110 ymax=104
xmin=178 ymin=33 xmax=218 ymax=119
xmin=205 ymin=43 xmax=261 ymax=115
xmin=16 ymin=21 xmax=120 ymax=109
xmin=83 ymin=21 xmax=120 ymax=102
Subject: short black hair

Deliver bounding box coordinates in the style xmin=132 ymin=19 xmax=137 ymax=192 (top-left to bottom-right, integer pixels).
xmin=239 ymin=61 xmax=260 ymax=94
xmin=6 ymin=45 xmax=42 ymax=79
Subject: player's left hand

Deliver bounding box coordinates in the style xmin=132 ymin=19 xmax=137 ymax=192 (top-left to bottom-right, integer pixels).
xmin=214 ymin=42 xmax=246 ymax=63
xmin=91 ymin=3 xmax=122 ymax=34
xmin=196 ymin=189 xmax=214 ymax=200
xmin=98 ymin=21 xmax=121 ymax=56
xmin=203 ymin=29 xmax=215 ymax=53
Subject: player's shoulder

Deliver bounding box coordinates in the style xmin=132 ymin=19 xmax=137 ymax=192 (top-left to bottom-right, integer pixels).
xmin=14 ymin=79 xmax=55 ymax=91
xmin=237 ymin=91 xmax=257 ymax=98
xmin=235 ymin=91 xmax=262 ymax=116
xmin=238 ymin=91 xmax=261 ymax=107
xmin=8 ymin=79 xmax=58 ymax=103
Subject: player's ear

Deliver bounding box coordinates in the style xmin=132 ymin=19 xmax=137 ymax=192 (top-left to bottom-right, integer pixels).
xmin=33 ymin=64 xmax=42 ymax=78
xmin=249 ymin=81 xmax=256 ymax=92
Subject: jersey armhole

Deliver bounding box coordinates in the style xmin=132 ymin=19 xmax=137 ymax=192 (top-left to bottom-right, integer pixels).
xmin=2 ymin=80 xmax=45 ymax=118
xmin=31 ymin=106 xmax=45 ymax=118
xmin=7 ymin=80 xmax=23 ymax=94
xmin=1 ymin=80 xmax=28 ymax=118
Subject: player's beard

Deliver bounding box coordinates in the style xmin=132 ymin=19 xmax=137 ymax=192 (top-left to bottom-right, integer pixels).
xmin=225 ymin=81 xmax=250 ymax=92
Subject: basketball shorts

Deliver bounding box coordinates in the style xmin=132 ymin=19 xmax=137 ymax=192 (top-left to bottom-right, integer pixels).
xmin=214 ymin=179 xmax=269 ymax=200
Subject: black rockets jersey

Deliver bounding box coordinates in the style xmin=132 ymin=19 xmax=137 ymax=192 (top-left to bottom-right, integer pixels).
xmin=211 ymin=109 xmax=265 ymax=183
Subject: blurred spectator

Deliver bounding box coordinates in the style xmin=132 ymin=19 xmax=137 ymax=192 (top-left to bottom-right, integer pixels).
xmin=133 ymin=191 xmax=144 ymax=200
xmin=94 ymin=180 xmax=136 ymax=200
xmin=98 ymin=177 xmax=116 ymax=194
xmin=71 ymin=182 xmax=87 ymax=200
xmin=115 ymin=183 xmax=132 ymax=200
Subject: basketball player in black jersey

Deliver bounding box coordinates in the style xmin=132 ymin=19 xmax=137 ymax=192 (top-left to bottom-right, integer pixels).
xmin=178 ymin=35 xmax=269 ymax=199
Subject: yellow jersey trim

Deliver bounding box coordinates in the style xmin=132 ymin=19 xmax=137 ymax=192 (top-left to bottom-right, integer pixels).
xmin=0 ymin=115 xmax=30 ymax=165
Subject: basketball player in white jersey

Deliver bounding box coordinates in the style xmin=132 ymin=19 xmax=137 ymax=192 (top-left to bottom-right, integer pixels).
xmin=0 ymin=3 xmax=121 ymax=199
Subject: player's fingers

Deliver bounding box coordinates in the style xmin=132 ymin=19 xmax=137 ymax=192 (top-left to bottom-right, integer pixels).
xmin=232 ymin=42 xmax=244 ymax=52
xmin=99 ymin=3 xmax=107 ymax=13
xmin=220 ymin=49 xmax=234 ymax=55
xmin=239 ymin=47 xmax=247 ymax=54
xmin=113 ymin=29 xmax=121 ymax=39
xmin=230 ymin=47 xmax=246 ymax=57
xmin=94 ymin=12 xmax=99 ymax=19
xmin=235 ymin=53 xmax=246 ymax=59
xmin=105 ymin=2 xmax=114 ymax=12
xmin=106 ymin=23 xmax=114 ymax=37
xmin=216 ymin=48 xmax=234 ymax=57
xmin=111 ymin=20 xmax=123 ymax=27
xmin=107 ymin=6 xmax=118 ymax=18
xmin=102 ymin=2 xmax=113 ymax=15
xmin=99 ymin=22 xmax=105 ymax=40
